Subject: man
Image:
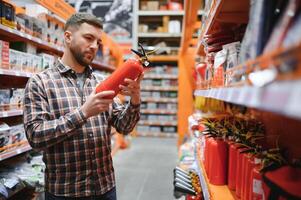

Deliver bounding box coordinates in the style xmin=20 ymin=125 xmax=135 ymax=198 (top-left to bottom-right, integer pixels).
xmin=23 ymin=13 xmax=141 ymax=200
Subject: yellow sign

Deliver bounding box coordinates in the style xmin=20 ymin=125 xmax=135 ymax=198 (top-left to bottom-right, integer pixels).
xmin=35 ymin=0 xmax=75 ymax=20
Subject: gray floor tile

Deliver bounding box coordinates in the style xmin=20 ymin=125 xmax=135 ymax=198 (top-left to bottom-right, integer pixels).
xmin=113 ymin=137 xmax=178 ymax=200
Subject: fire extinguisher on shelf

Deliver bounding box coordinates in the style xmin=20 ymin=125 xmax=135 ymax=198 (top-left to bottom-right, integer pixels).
xmin=96 ymin=43 xmax=154 ymax=98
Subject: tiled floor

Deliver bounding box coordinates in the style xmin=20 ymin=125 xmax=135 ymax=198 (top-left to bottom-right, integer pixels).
xmin=113 ymin=137 xmax=178 ymax=200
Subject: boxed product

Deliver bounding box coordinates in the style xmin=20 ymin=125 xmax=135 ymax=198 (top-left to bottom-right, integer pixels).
xmin=152 ymin=92 xmax=160 ymax=98
xmin=32 ymin=55 xmax=42 ymax=72
xmin=136 ymin=125 xmax=149 ymax=132
xmin=0 ymin=89 xmax=11 ymax=111
xmin=147 ymin=103 xmax=157 ymax=109
xmin=10 ymin=88 xmax=24 ymax=109
xmin=9 ymin=124 xmax=25 ymax=144
xmin=147 ymin=1 xmax=159 ymax=10
xmin=39 ymin=53 xmax=55 ymax=69
xmin=0 ymin=40 xmax=10 ymax=69
xmin=16 ymin=14 xmax=34 ymax=35
xmin=149 ymin=126 xmax=161 ymax=132
xmin=0 ymin=122 xmax=11 ymax=151
xmin=163 ymin=126 xmax=176 ymax=133
xmin=21 ymin=51 xmax=30 ymax=72
xmin=9 ymin=49 xmax=22 ymax=71
xmin=0 ymin=1 xmax=15 ymax=29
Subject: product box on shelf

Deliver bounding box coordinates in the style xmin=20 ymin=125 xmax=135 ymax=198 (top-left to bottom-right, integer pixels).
xmin=0 ymin=1 xmax=15 ymax=29
xmin=21 ymin=51 xmax=30 ymax=72
xmin=0 ymin=40 xmax=10 ymax=69
xmin=9 ymin=124 xmax=25 ymax=144
xmin=149 ymin=126 xmax=161 ymax=132
xmin=9 ymin=49 xmax=22 ymax=71
xmin=0 ymin=122 xmax=11 ymax=151
xmin=32 ymin=54 xmax=42 ymax=72
xmin=147 ymin=102 xmax=157 ymax=109
xmin=0 ymin=89 xmax=11 ymax=111
xmin=163 ymin=126 xmax=176 ymax=133
xmin=152 ymin=92 xmax=160 ymax=98
xmin=137 ymin=125 xmax=149 ymax=133
xmin=39 ymin=53 xmax=55 ymax=70
xmin=10 ymin=88 xmax=24 ymax=109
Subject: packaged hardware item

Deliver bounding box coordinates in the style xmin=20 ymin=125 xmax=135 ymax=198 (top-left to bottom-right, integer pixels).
xmin=264 ymin=0 xmax=300 ymax=52
xmin=0 ymin=122 xmax=11 ymax=150
xmin=10 ymin=88 xmax=24 ymax=109
xmin=0 ymin=40 xmax=9 ymax=69
xmin=39 ymin=53 xmax=55 ymax=70
xmin=240 ymin=0 xmax=287 ymax=62
xmin=9 ymin=49 xmax=22 ymax=71
xmin=0 ymin=89 xmax=10 ymax=111
xmin=213 ymin=49 xmax=227 ymax=87
xmin=9 ymin=124 xmax=25 ymax=144
xmin=282 ymin=13 xmax=301 ymax=48
xmin=16 ymin=14 xmax=34 ymax=35
xmin=0 ymin=1 xmax=15 ymax=28
xmin=222 ymin=41 xmax=241 ymax=85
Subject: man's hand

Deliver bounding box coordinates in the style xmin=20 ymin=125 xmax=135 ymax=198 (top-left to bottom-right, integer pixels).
xmin=81 ymin=90 xmax=115 ymax=118
xmin=119 ymin=73 xmax=144 ymax=105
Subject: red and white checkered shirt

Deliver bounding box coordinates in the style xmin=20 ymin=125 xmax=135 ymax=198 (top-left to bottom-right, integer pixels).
xmin=23 ymin=61 xmax=140 ymax=197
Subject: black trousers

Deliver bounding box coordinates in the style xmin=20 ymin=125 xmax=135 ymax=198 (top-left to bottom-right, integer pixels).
xmin=45 ymin=187 xmax=117 ymax=200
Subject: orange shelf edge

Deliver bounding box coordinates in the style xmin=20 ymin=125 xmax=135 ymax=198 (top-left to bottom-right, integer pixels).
xmin=196 ymin=147 xmax=235 ymax=200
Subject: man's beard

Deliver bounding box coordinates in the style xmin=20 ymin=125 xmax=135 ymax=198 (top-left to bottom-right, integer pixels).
xmin=70 ymin=45 xmax=94 ymax=67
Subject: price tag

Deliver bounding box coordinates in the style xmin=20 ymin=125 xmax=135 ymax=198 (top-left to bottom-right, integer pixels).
xmin=19 ymin=32 xmax=25 ymax=37
xmin=15 ymin=71 xmax=21 ymax=76
xmin=2 ymin=112 xmax=8 ymax=117
xmin=16 ymin=148 xmax=22 ymax=154
xmin=4 ymin=177 xmax=19 ymax=189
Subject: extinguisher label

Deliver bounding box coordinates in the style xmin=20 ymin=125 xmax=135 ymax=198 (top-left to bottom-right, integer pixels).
xmin=253 ymin=179 xmax=263 ymax=194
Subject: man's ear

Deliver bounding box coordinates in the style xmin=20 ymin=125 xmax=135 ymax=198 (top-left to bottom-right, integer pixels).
xmin=64 ymin=31 xmax=72 ymax=46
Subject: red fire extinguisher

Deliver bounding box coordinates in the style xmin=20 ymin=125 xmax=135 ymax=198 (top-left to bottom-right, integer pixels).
xmin=228 ymin=141 xmax=238 ymax=190
xmin=208 ymin=138 xmax=229 ymax=185
xmin=96 ymin=43 xmax=151 ymax=98
xmin=236 ymin=147 xmax=246 ymax=198
xmin=250 ymin=159 xmax=264 ymax=200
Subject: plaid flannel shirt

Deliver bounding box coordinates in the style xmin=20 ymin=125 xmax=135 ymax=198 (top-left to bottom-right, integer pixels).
xmin=23 ymin=61 xmax=140 ymax=197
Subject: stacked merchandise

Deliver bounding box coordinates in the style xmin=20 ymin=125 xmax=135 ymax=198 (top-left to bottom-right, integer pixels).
xmin=0 ymin=122 xmax=27 ymax=155
xmin=0 ymin=154 xmax=45 ymax=199
xmin=174 ymin=139 xmax=203 ymax=200
xmin=189 ymin=97 xmax=301 ymax=200
xmin=196 ymin=0 xmax=301 ymax=89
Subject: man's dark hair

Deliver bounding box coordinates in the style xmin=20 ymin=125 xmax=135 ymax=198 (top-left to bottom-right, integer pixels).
xmin=64 ymin=13 xmax=103 ymax=31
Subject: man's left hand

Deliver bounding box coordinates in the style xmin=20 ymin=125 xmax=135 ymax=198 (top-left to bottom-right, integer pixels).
xmin=119 ymin=73 xmax=144 ymax=105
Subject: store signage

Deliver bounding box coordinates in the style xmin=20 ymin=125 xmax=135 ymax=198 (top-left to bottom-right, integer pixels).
xmin=35 ymin=0 xmax=75 ymax=20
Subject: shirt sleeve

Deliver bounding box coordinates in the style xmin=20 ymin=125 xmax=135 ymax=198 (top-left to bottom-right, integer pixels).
xmin=23 ymin=75 xmax=87 ymax=150
xmin=111 ymin=97 xmax=140 ymax=135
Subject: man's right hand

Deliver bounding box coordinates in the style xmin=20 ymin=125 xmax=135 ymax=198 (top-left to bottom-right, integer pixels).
xmin=81 ymin=90 xmax=115 ymax=118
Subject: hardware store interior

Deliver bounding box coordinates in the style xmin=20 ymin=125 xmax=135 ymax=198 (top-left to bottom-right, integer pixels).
xmin=0 ymin=0 xmax=301 ymax=199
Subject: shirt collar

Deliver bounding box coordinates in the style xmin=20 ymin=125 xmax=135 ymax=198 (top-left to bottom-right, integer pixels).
xmin=57 ymin=59 xmax=93 ymax=76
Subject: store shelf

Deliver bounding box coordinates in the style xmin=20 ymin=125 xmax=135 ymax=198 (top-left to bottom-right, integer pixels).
xmin=138 ymin=32 xmax=182 ymax=38
xmin=138 ymin=120 xmax=178 ymax=126
xmin=197 ymin=0 xmax=249 ymax=54
xmin=0 ymin=141 xmax=32 ymax=162
xmin=136 ymin=132 xmax=177 ymax=138
xmin=0 ymin=25 xmax=116 ymax=72
xmin=141 ymin=109 xmax=177 ymax=114
xmin=148 ymin=55 xmax=179 ymax=62
xmin=141 ymin=86 xmax=178 ymax=91
xmin=0 ymin=24 xmax=64 ymax=55
xmin=141 ymin=97 xmax=178 ymax=103
xmin=195 ymin=80 xmax=301 ymax=120
xmin=195 ymin=151 xmax=235 ymax=200
xmin=0 ymin=69 xmax=33 ymax=78
xmin=144 ymin=74 xmax=178 ymax=79
xmin=138 ymin=10 xmax=184 ymax=16
xmin=0 ymin=110 xmax=23 ymax=118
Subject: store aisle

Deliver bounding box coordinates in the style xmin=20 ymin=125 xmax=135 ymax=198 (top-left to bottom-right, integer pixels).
xmin=113 ymin=137 xmax=178 ymax=200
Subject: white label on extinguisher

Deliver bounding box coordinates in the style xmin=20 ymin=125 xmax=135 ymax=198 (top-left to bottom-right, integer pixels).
xmin=253 ymin=179 xmax=263 ymax=194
